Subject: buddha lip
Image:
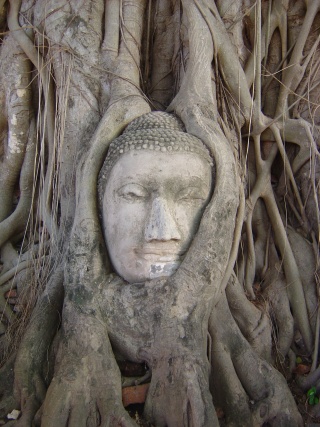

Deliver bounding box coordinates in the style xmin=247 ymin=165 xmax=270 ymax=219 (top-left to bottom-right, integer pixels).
xmin=134 ymin=247 xmax=185 ymax=257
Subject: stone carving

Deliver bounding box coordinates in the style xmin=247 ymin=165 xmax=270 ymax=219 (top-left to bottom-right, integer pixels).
xmin=99 ymin=111 xmax=214 ymax=283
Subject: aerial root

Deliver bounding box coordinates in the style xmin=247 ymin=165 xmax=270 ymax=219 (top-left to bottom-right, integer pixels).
xmin=209 ymin=292 xmax=303 ymax=426
xmin=226 ymin=274 xmax=272 ymax=361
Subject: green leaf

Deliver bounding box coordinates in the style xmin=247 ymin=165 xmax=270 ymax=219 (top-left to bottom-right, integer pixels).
xmin=307 ymin=386 xmax=316 ymax=397
xmin=307 ymin=387 xmax=319 ymax=405
xmin=296 ymin=357 xmax=302 ymax=364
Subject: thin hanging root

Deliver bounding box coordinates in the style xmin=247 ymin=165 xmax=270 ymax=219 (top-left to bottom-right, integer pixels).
xmin=236 ymin=245 xmax=246 ymax=289
xmin=221 ymin=183 xmax=245 ymax=290
xmin=168 ymin=0 xmax=216 ymax=112
xmin=8 ymin=0 xmax=57 ymax=236
xmin=245 ymin=140 xmax=277 ymax=213
xmin=108 ymin=0 xmax=148 ymax=104
xmin=275 ymin=118 xmax=318 ymax=174
xmin=0 ymin=260 xmax=33 ymax=288
xmin=253 ymin=0 xmax=262 ymax=112
xmin=271 ymin=123 xmax=308 ymax=223
xmin=194 ymin=0 xmax=252 ymax=118
xmin=119 ymin=0 xmax=147 ymax=82
xmin=275 ymin=0 xmax=320 ymax=116
xmin=293 ymin=49 xmax=320 ymax=119
xmin=102 ymin=0 xmax=120 ymax=65
xmin=245 ymin=0 xmax=289 ymax=87
xmin=261 ymin=225 xmax=270 ymax=279
xmin=311 ymin=307 xmax=320 ymax=372
xmin=252 ymin=199 xmax=269 ymax=276
xmin=241 ymin=125 xmax=313 ymax=351
xmin=263 ymin=187 xmax=313 ymax=353
xmin=293 ymin=33 xmax=320 ymax=103
xmin=244 ymin=212 xmax=256 ymax=299
xmin=148 ymin=0 xmax=175 ymax=109
xmin=0 ymin=296 xmax=16 ymax=324
xmin=310 ymin=145 xmax=320 ymax=239
xmin=143 ymin=0 xmax=152 ymax=86
xmin=0 ymin=120 xmax=37 ymax=247
xmin=240 ymin=143 xmax=277 ymax=296
xmin=0 ymin=38 xmax=32 ymax=224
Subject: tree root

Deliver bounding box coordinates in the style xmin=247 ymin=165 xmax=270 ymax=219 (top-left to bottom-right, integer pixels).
xmin=8 ymin=0 xmax=58 ymax=236
xmin=0 ymin=33 xmax=33 ymax=225
xmin=40 ymin=299 xmax=137 ymax=427
xmin=226 ymin=273 xmax=272 ymax=362
xmin=263 ymin=268 xmax=294 ymax=361
xmin=144 ymin=355 xmax=218 ymax=427
xmin=209 ymin=292 xmax=303 ymax=427
xmin=148 ymin=0 xmax=175 ymax=109
xmin=12 ymin=266 xmax=64 ymax=426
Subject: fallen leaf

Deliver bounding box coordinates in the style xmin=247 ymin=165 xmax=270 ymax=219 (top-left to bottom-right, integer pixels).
xmin=122 ymin=383 xmax=150 ymax=407
xmin=293 ymin=364 xmax=310 ymax=375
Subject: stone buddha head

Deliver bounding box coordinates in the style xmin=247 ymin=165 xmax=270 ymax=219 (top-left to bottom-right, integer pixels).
xmin=99 ymin=112 xmax=214 ymax=283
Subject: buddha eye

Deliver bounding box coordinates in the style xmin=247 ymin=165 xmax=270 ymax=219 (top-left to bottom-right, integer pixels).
xmin=177 ymin=187 xmax=207 ymax=202
xmin=117 ymin=183 xmax=149 ymax=201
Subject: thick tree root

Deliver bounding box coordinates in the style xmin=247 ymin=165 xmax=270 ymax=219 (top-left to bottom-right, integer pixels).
xmin=226 ymin=273 xmax=272 ymax=362
xmin=209 ymin=293 xmax=303 ymax=427
xmin=144 ymin=355 xmax=218 ymax=427
xmin=12 ymin=267 xmax=64 ymax=427
xmin=40 ymin=310 xmax=138 ymax=427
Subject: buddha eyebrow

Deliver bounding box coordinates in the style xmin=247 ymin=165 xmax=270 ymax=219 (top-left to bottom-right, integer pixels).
xmin=180 ymin=176 xmax=211 ymax=188
xmin=113 ymin=174 xmax=211 ymax=189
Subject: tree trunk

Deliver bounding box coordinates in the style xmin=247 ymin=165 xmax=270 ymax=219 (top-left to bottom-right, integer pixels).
xmin=0 ymin=0 xmax=319 ymax=426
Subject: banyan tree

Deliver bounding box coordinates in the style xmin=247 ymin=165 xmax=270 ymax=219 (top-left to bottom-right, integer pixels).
xmin=0 ymin=0 xmax=319 ymax=426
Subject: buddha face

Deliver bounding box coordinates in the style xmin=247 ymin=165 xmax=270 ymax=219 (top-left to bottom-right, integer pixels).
xmin=102 ymin=150 xmax=212 ymax=283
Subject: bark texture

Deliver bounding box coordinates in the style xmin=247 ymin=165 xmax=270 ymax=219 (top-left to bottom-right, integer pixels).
xmin=0 ymin=0 xmax=319 ymax=426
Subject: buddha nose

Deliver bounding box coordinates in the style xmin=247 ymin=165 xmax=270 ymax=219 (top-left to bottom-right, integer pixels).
xmin=145 ymin=197 xmax=181 ymax=242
